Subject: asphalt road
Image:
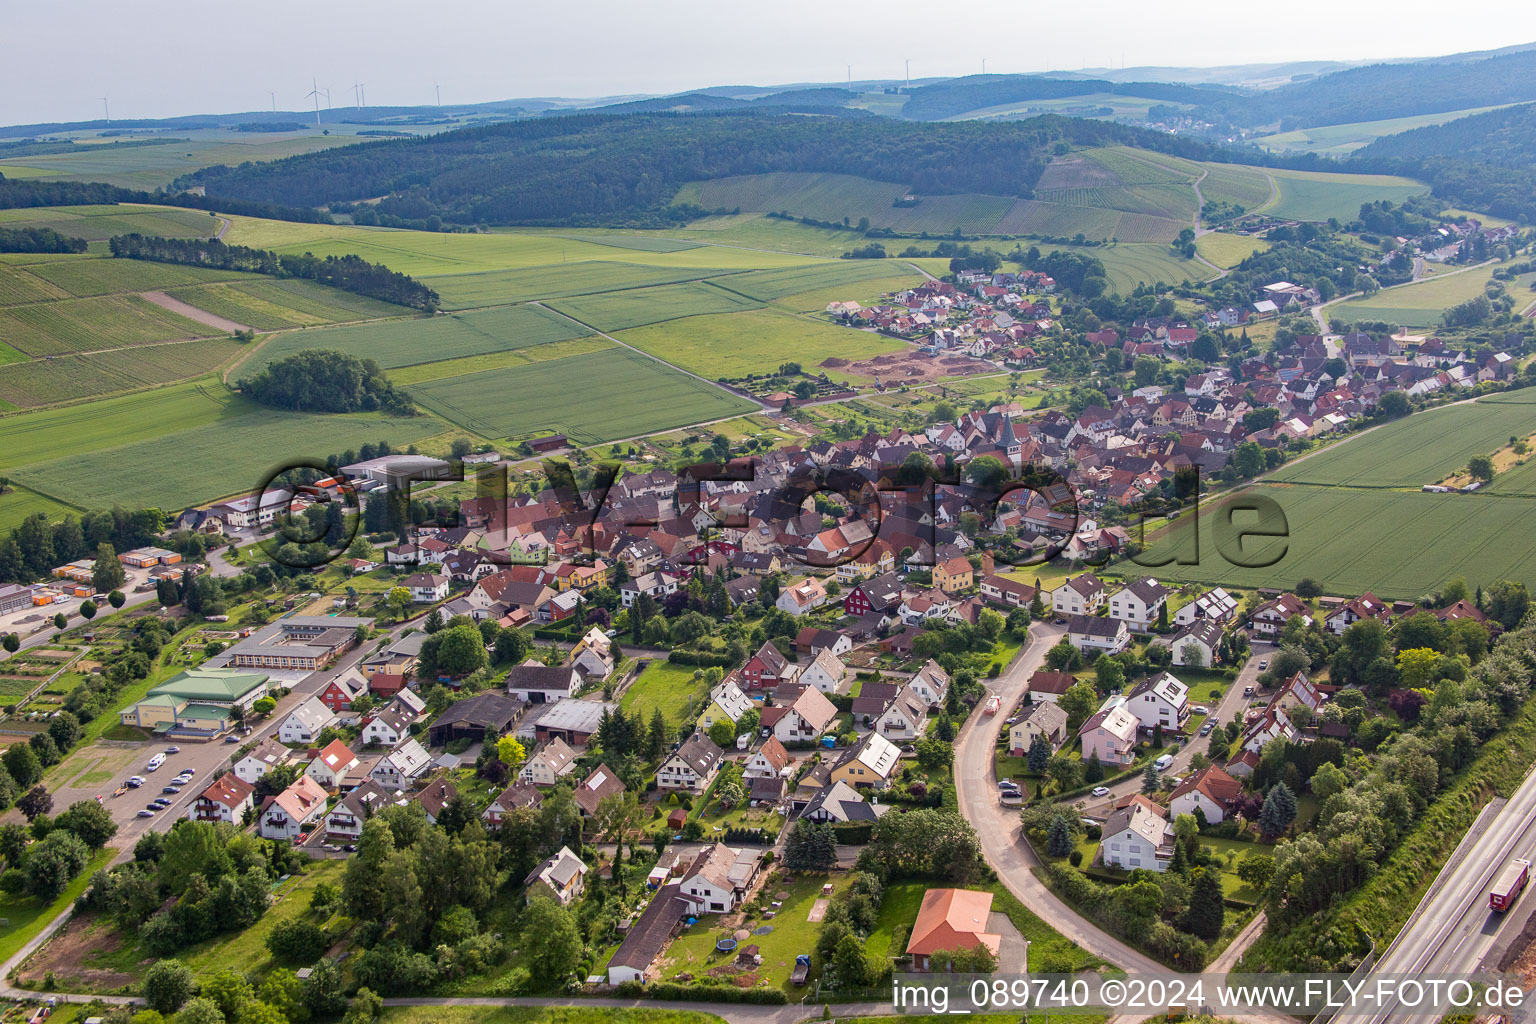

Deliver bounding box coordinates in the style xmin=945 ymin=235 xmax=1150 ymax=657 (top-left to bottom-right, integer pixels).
xmin=1333 ymin=762 xmax=1536 ymax=1024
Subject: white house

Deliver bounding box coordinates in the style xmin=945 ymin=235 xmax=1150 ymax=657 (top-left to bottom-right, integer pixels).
xmin=402 ymin=572 xmax=449 ymax=603
xmin=1067 ymin=614 xmax=1130 ymax=654
xmin=1078 ymin=697 xmax=1139 ymax=766
xmin=232 ymin=738 xmax=291 ymax=786
xmin=325 ymin=781 xmax=394 ymax=842
xmin=1175 ymin=587 xmax=1239 ymax=626
xmin=1099 ymin=799 xmax=1173 ymax=872
xmin=874 ymin=684 xmax=929 ymax=742
xmin=1051 ymin=574 xmax=1108 ymax=615
xmin=278 ymin=696 xmax=336 ymax=745
xmin=361 ymin=707 xmax=411 ymax=748
xmin=1171 ymin=618 xmax=1222 ymax=668
xmin=1125 ymin=672 xmax=1189 ymax=732
xmin=1240 ymin=705 xmax=1298 ymax=755
xmin=798 ymin=648 xmax=848 ymax=695
xmin=657 ymin=733 xmax=724 ymax=792
xmin=1109 ymin=578 xmax=1169 ymax=632
xmin=776 ymin=578 xmax=828 ymax=616
xmin=1007 ymin=701 xmax=1069 ymax=755
xmin=1251 ymin=594 xmax=1311 ymax=637
xmin=188 ymin=772 xmax=255 ymax=824
xmin=1168 ymin=765 xmax=1242 ymax=825
xmin=303 ymin=739 xmax=359 ymax=790
xmin=675 ymin=842 xmax=762 ymax=914
xmin=525 ymin=845 xmax=589 ymax=905
xmin=743 ymin=736 xmax=791 ymax=780
xmin=521 ymin=737 xmax=579 ymax=786
xmin=762 ymin=685 xmax=839 ymax=745
xmin=906 ymin=659 xmax=951 ymax=706
xmin=371 ymin=738 xmax=432 ymax=790
xmin=258 ymin=776 xmax=328 ymax=841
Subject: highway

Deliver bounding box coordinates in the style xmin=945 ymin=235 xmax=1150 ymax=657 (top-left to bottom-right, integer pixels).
xmin=1333 ymin=762 xmax=1536 ymax=1024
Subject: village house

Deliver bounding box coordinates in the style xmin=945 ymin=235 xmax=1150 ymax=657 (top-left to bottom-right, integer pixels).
xmin=325 ymin=781 xmax=394 ymax=842
xmin=1175 ymin=587 xmax=1239 ymax=626
xmin=801 ymin=779 xmax=886 ymax=825
xmin=188 ymin=772 xmax=255 ymax=824
xmin=979 ymin=574 xmax=1036 ymax=608
xmin=573 ymin=764 xmax=627 ymax=818
xmin=739 ymin=640 xmax=795 ymax=692
xmin=1324 ymin=592 xmax=1391 ymax=635
xmin=1027 ymin=669 xmax=1078 ymax=703
xmin=1079 ymin=697 xmax=1139 ymax=766
xmin=830 ymin=731 xmax=901 ymax=790
xmin=905 ymin=888 xmax=1004 ymax=972
xmin=525 ymin=846 xmax=589 ymax=905
xmin=934 ymin=556 xmax=975 ymax=594
xmin=744 ymin=736 xmax=792 ymax=781
xmin=874 ymin=683 xmax=930 ymax=742
xmin=843 ymin=573 xmax=904 ymax=616
xmin=372 ymin=738 xmax=433 ymax=790
xmin=675 ymin=842 xmax=763 ymax=914
xmin=258 ymin=775 xmax=328 ymax=841
xmin=698 ymin=680 xmax=752 ymax=731
xmin=1171 ymin=618 xmax=1222 ymax=668
xmin=907 ymin=659 xmax=951 ymax=706
xmin=1109 ymin=577 xmax=1170 ymax=632
xmin=657 ymin=733 xmax=724 ymax=792
xmin=798 ymin=648 xmax=848 ymax=695
xmin=1251 ymin=593 xmax=1311 ymax=637
xmin=361 ymin=706 xmax=412 ymax=748
xmin=761 ymin=685 xmax=839 ymax=744
xmin=1099 ymin=799 xmax=1173 ymax=872
xmin=1067 ymin=614 xmax=1130 ymax=654
xmin=1007 ymin=701 xmax=1070 ymax=755
xmin=1125 ymin=672 xmax=1190 ymax=733
xmin=402 ymin=572 xmax=449 ymax=603
xmin=1051 ymin=574 xmax=1108 ymax=615
xmin=277 ymin=696 xmax=336 ymax=746
xmin=1168 ymin=764 xmax=1243 ymax=824
xmin=521 ymin=738 xmax=580 ymax=786
xmin=304 ymin=738 xmax=360 ymax=790
xmin=505 ymin=665 xmax=581 ymax=704
xmin=776 ymin=578 xmax=829 ymax=615
xmin=232 ymin=738 xmax=291 ymax=787
xmin=481 ymin=781 xmax=543 ymax=828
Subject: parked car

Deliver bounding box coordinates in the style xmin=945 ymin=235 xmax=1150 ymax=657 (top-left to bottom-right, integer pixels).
xmin=164 ymin=746 xmax=180 ymax=755
xmin=162 ymin=786 xmax=181 ymax=794
xmin=1091 ymin=786 xmax=1111 ymax=797
xmin=1243 ymin=685 xmax=1254 ymax=696
xmin=343 ymin=844 xmax=358 ymax=853
xmin=145 ymin=803 xmax=160 ymax=812
xmin=998 ymin=780 xmax=1020 ymax=792
xmin=136 ymin=810 xmax=155 ymax=818
xmin=1258 ymin=660 xmax=1268 ymax=670
xmin=1200 ymin=722 xmax=1214 ymax=736
xmin=224 ymin=734 xmax=240 ymax=743
xmin=126 ymin=776 xmax=145 ymax=788
xmin=1191 ymin=705 xmax=1209 ymax=715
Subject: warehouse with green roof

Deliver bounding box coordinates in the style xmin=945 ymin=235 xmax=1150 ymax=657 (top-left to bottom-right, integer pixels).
xmin=119 ymin=667 xmax=271 ymax=737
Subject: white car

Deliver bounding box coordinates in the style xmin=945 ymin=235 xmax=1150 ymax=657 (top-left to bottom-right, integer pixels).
xmin=1091 ymin=786 xmax=1111 ymax=797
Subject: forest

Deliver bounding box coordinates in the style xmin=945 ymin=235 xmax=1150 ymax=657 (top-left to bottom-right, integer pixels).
xmin=183 ymin=110 xmax=1247 ymax=228
xmin=238 ymin=350 xmax=416 ymax=415
xmin=0 ymin=175 xmax=335 ymax=225
xmin=107 ymin=233 xmax=439 ymax=311
xmin=1353 ymin=103 xmax=1536 ymax=223
xmin=0 ymin=226 xmax=87 ymax=253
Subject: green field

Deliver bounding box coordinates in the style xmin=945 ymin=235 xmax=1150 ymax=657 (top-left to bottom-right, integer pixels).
xmin=1093 ymin=244 xmax=1211 ymax=293
xmin=668 ymin=213 xmax=866 ymax=257
xmin=611 ymin=307 xmax=907 ymax=381
xmin=235 ymin=303 xmax=592 ymax=376
xmin=0 ymin=132 xmax=370 ymax=190
xmin=387 ymin=336 xmax=616 ymax=385
xmin=547 ymin=281 xmax=762 ymax=332
xmin=619 ymin=659 xmax=711 ymax=731
xmin=0 ymin=263 xmax=73 ymax=305
xmin=165 ymin=278 xmax=409 ymax=330
xmin=1263 ymin=168 xmax=1427 ymax=222
xmin=0 ymin=486 xmax=80 ymax=532
xmin=716 ymin=259 xmax=920 ymax=301
xmin=1256 ymin=105 xmax=1515 ymax=157
xmin=0 ymin=203 xmax=218 ymax=241
xmin=0 ymin=338 xmax=246 ymax=408
xmin=406 ymin=346 xmax=756 ymax=445
xmin=8 ymin=389 xmax=443 ymax=509
xmin=1194 ymin=231 xmax=1273 ymax=269
xmin=1197 ymin=163 xmax=1276 ymax=212
xmin=425 ymin=261 xmax=748 ymax=310
xmin=0 ymin=292 xmax=217 ymax=356
xmin=22 ymin=256 xmax=241 ymax=297
xmin=1330 ymin=262 xmax=1530 ymax=329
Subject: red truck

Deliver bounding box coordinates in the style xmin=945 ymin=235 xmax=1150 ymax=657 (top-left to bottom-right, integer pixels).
xmin=1489 ymin=858 xmax=1530 ymax=911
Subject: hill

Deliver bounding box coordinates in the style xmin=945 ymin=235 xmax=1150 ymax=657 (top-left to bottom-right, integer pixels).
xmin=187 ymin=111 xmax=1240 ymax=228
xmin=897 ymin=75 xmax=1237 ymax=122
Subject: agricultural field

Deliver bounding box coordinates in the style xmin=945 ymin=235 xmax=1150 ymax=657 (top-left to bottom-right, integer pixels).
xmin=0 ymin=338 xmax=244 ymax=408
xmin=235 ymin=302 xmax=592 ymax=376
xmin=0 ymin=203 xmax=218 ymax=241
xmin=406 ymin=345 xmax=756 ymax=446
xmin=667 ymin=213 xmax=866 ymax=257
xmin=0 ymin=263 xmax=72 ymax=305
xmin=1255 ymin=105 xmax=1515 ymax=157
xmin=719 ymin=259 xmax=921 ymax=302
xmin=1194 ymin=231 xmax=1273 ymax=268
xmin=1270 ymin=393 xmax=1536 ymax=488
xmin=387 ymin=336 xmax=615 ymax=386
xmin=0 ymin=486 xmax=80 ymax=533
xmin=0 ymin=292 xmax=217 ymax=356
xmin=21 ymin=256 xmax=241 ymax=297
xmin=1329 ymin=262 xmax=1531 ymax=329
xmin=426 ymin=261 xmax=748 ymax=310
xmin=1263 ymin=167 xmax=1427 ymax=223
xmin=0 ymin=379 xmax=230 ymax=471
xmin=1196 ymin=163 xmax=1276 ymax=212
xmin=1092 ymin=244 xmax=1212 ymax=293
xmin=547 ymin=281 xmax=762 ymax=332
xmin=164 ymin=278 xmax=409 ymax=330
xmin=769 ymin=271 xmax=927 ymax=315
xmin=9 ymin=396 xmax=444 ymax=510
xmin=612 ymin=307 xmax=907 ymax=382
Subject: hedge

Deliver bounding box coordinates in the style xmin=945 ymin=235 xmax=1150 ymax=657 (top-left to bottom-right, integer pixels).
xmin=667 ymin=649 xmax=736 ymax=668
xmin=616 ymin=981 xmax=788 ymax=1004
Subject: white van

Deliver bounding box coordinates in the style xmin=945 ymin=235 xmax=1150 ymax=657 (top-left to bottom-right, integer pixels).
xmin=1154 ymin=754 xmax=1174 ymax=772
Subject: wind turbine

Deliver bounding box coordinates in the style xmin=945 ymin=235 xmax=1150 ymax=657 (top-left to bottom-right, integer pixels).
xmin=359 ymin=83 xmax=365 ymax=107
xmin=101 ymin=97 xmax=109 ymax=125
xmin=269 ymin=91 xmax=276 ymax=113
xmin=982 ymin=58 xmax=987 ymax=75
xmin=306 ymin=78 xmax=321 ymax=125
xmin=324 ymin=87 xmax=332 ymax=110
xmin=904 ymin=59 xmax=910 ymax=90
xmin=352 ymin=82 xmax=361 ymax=109
xmin=435 ymin=82 xmax=441 ymax=107
xmin=846 ymin=64 xmax=852 ymax=88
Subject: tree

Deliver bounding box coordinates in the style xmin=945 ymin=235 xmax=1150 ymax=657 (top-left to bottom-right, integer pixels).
xmin=1045 ymin=639 xmax=1081 ymax=672
xmin=1258 ymin=782 xmax=1297 ymax=839
xmin=1486 ymin=579 xmax=1530 ymax=631
xmin=1310 ymin=761 xmax=1349 ymax=801
xmin=143 ymin=960 xmax=195 ymax=1014
xmin=707 ymin=719 xmax=736 ymax=749
xmin=17 ymin=784 xmax=50 ymax=821
xmin=521 ymin=895 xmax=582 ymax=983
xmin=1084 ymin=752 xmax=1104 ymax=783
xmin=1058 ymin=681 xmax=1098 ymax=731
xmin=433 ymin=623 xmax=488 ymax=677
xmin=1142 ymin=762 xmax=1160 ymax=794
xmin=54 ymin=799 xmax=116 ymax=848
xmin=22 ymin=827 xmax=87 ymax=899
xmin=1180 ymin=867 xmax=1225 ymax=942
xmin=1395 ymin=647 xmax=1441 ymax=690
xmin=497 ymin=735 xmax=526 ymax=768
xmin=832 ymin=933 xmax=872 ymax=988
xmin=80 ymin=599 xmax=97 ymax=620
xmin=784 ymin=819 xmax=837 ymax=871
xmin=1378 ymin=390 xmax=1410 ymax=418
xmin=266 ymin=918 xmax=328 ymax=964
xmin=385 ymin=587 xmax=411 ymax=619
xmin=1295 ymin=577 xmax=1322 ymax=598
xmin=1045 ymin=814 xmax=1073 ymax=857
xmin=109 ymin=589 xmax=125 ymax=609
xmin=92 ymin=542 xmax=126 ymax=593
xmin=0 ymin=633 xmax=16 ymax=653
xmin=1468 ymin=454 xmax=1495 ymax=483
xmin=1027 ymin=732 xmax=1051 ymax=774
xmin=199 ymin=969 xmax=254 ymax=1022
xmin=173 ymin=999 xmax=223 ymax=1024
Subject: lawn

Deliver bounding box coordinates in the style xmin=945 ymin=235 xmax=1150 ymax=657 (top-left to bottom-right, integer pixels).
xmin=611 ymin=308 xmax=907 ymax=382
xmin=235 ymin=302 xmax=592 ymax=375
xmin=657 ymin=870 xmax=845 ymax=991
xmin=407 ymin=345 xmax=756 ymax=446
xmin=619 ymin=660 xmax=712 ymax=732
xmin=0 ymin=848 xmax=114 ymax=964
xmin=1194 ymin=232 xmax=1273 ymax=269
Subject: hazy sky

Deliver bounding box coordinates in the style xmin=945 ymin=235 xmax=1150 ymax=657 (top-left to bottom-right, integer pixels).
xmin=5 ymin=0 xmax=1536 ymax=126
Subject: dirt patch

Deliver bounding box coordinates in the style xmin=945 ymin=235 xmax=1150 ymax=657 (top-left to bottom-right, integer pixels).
xmin=806 ymin=897 xmax=828 ymax=922
xmin=16 ymin=912 xmax=139 ymax=991
xmin=836 ymin=351 xmax=996 ymax=384
xmin=139 ymin=290 xmax=250 ymax=334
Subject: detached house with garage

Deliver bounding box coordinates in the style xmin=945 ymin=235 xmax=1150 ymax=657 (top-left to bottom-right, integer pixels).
xmin=743 ymin=736 xmax=792 ymax=781
xmin=831 ymin=731 xmax=901 ymax=790
xmin=521 ymin=737 xmax=579 ymax=786
xmin=1171 ymin=618 xmax=1222 ymax=668
xmin=698 ymin=680 xmax=751 ymax=732
xmin=675 ymin=842 xmax=763 ymax=915
xmin=1324 ymin=592 xmax=1391 ymax=635
xmin=525 ymin=846 xmax=589 ymax=906
xmin=776 ymin=578 xmax=828 ymax=615
xmin=1109 ymin=577 xmax=1170 ymax=632
xmin=658 ymin=733 xmax=724 ymax=793
xmin=906 ymin=659 xmax=951 ymax=706
xmin=278 ymin=696 xmax=336 ymax=746
xmin=259 ymin=775 xmax=328 ymax=841
xmin=1052 ymin=574 xmax=1108 ymax=615
xmin=1099 ymin=798 xmax=1174 ymax=872
xmin=761 ymin=685 xmax=839 ymax=745
xmin=1008 ymin=701 xmax=1069 ymax=755
xmin=402 ymin=573 xmax=449 ymax=603
xmin=189 ymin=773 xmax=255 ymax=824
xmin=361 ymin=707 xmax=411 ymax=748
xmin=1079 ymin=697 xmax=1139 ymax=766
xmin=874 ymin=683 xmax=930 ymax=742
xmin=798 ymin=648 xmax=848 ymax=695
xmin=372 ymin=738 xmax=432 ymax=790
xmin=739 ymin=640 xmax=795 ymax=692
xmin=304 ymin=739 xmax=360 ymax=790
xmin=1169 ymin=764 xmax=1242 ymax=824
xmin=1251 ymin=593 xmax=1311 ymax=637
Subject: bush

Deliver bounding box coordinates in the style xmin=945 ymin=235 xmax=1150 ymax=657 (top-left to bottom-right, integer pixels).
xmin=1069 ymin=850 xmax=1083 ymax=867
xmin=639 ymin=982 xmax=787 ymax=1004
xmin=266 ymin=918 xmax=328 ymax=964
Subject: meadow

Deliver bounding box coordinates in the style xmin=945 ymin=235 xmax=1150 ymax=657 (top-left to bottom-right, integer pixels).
xmin=164 ymin=278 xmax=408 ymax=329
xmin=1194 ymin=231 xmax=1273 ymax=268
xmin=0 ymin=203 xmax=218 ymax=241
xmin=22 ymin=256 xmax=241 ymax=297
xmin=406 ymin=346 xmax=757 ymax=445
xmin=1329 ymin=262 xmax=1530 ymax=329
xmin=0 ymin=486 xmax=81 ymax=533
xmin=1256 ymin=105 xmax=1515 ymax=157
xmin=546 ymin=280 xmax=762 ymax=332
xmin=0 ymin=379 xmax=230 ymax=470
xmin=718 ymin=259 xmax=921 ymax=302
xmin=425 ymin=261 xmax=747 ymax=310
xmin=618 ymin=659 xmax=712 ymax=731
xmin=611 ymin=307 xmax=907 ymax=381
xmin=386 ymin=336 xmax=615 ymax=385
xmin=234 ymin=302 xmax=591 ymax=376
xmin=9 ymin=396 xmax=444 ymax=509
xmin=1092 ymin=244 xmax=1212 ymax=292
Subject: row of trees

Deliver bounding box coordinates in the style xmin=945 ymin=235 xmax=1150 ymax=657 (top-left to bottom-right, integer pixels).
xmin=0 ymin=226 xmax=86 ymax=254
xmin=108 ymin=233 xmax=439 ymax=311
